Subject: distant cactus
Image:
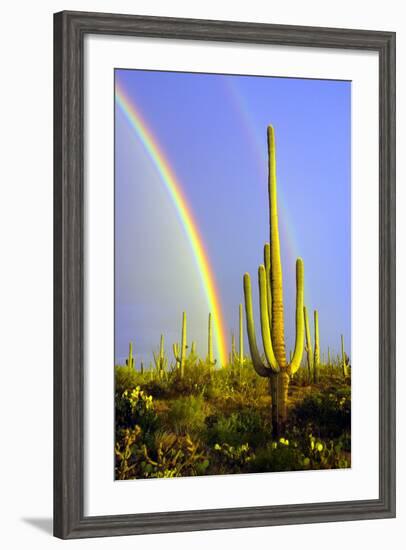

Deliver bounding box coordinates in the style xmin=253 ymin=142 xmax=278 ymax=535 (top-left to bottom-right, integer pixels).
xmin=328 ymin=347 xmax=332 ymax=368
xmin=231 ymin=333 xmax=236 ymax=364
xmin=190 ymin=341 xmax=197 ymax=357
xmin=313 ymin=310 xmax=320 ymax=383
xmin=341 ymin=334 xmax=349 ymax=377
xmin=243 ymin=125 xmax=305 ymax=435
xmin=140 ymin=361 xmax=144 ymax=375
xmin=173 ymin=312 xmax=187 ymax=377
xmin=207 ymin=313 xmax=216 ymax=367
xmin=153 ymin=334 xmax=168 ymax=378
xmin=125 ymin=341 xmax=135 ymax=369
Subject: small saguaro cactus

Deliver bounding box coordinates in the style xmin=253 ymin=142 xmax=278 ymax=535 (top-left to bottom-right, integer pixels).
xmin=243 ymin=125 xmax=305 ymax=435
xmin=173 ymin=312 xmax=187 ymax=377
xmin=341 ymin=334 xmax=349 ymax=377
xmin=125 ymin=342 xmax=135 ymax=369
xmin=313 ymin=310 xmax=320 ymax=383
xmin=230 ymin=333 xmax=236 ymax=365
xmin=190 ymin=341 xmax=197 ymax=357
xmin=153 ymin=334 xmax=168 ymax=378
xmin=140 ymin=361 xmax=144 ymax=375
xmin=207 ymin=313 xmax=216 ymax=367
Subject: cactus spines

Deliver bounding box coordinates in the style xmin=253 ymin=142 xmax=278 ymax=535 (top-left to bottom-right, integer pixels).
xmin=243 ymin=125 xmax=305 ymax=435
xmin=173 ymin=312 xmax=187 ymax=377
xmin=125 ymin=341 xmax=135 ymax=369
xmin=313 ymin=310 xmax=320 ymax=383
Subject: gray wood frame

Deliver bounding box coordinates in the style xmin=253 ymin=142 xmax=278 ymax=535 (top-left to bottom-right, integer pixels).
xmin=54 ymin=10 xmax=396 ymax=539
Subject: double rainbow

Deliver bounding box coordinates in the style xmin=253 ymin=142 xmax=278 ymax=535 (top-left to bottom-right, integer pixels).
xmin=115 ymin=81 xmax=228 ymax=366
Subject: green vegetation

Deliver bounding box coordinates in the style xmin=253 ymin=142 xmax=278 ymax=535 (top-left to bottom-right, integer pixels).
xmin=115 ymin=359 xmax=350 ymax=480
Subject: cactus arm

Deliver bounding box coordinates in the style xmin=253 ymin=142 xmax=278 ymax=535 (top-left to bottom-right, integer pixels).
xmin=303 ymin=304 xmax=314 ymax=378
xmin=289 ymin=258 xmax=305 ymax=375
xmin=258 ymin=265 xmax=279 ymax=372
xmin=264 ymin=243 xmax=273 ymax=327
xmin=239 ymin=303 xmax=244 ymax=366
xmin=268 ymin=126 xmax=287 ymax=367
xmin=243 ymin=273 xmax=274 ymax=377
xmin=173 ymin=343 xmax=180 ymax=362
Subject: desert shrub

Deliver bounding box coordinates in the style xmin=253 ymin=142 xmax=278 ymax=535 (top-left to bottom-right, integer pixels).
xmin=204 ymin=408 xmax=271 ymax=448
xmin=115 ymin=365 xmax=141 ymax=394
xmin=166 ymin=394 xmax=207 ymax=434
xmin=210 ymin=442 xmax=254 ymax=474
xmin=141 ymin=377 xmax=172 ymax=399
xmin=115 ymin=386 xmax=159 ymax=435
xmin=290 ymin=387 xmax=350 ymax=438
xmin=250 ymin=439 xmax=305 ymax=472
xmin=115 ymin=425 xmax=142 ymax=480
xmin=162 ymin=361 xmax=213 ymax=397
xmin=139 ymin=432 xmax=209 ymax=478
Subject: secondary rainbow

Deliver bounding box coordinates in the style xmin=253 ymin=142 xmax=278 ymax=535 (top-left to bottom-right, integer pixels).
xmin=115 ymin=81 xmax=228 ymax=366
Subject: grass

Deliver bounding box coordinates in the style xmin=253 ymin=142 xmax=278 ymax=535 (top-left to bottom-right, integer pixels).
xmin=115 ymin=361 xmax=351 ymax=480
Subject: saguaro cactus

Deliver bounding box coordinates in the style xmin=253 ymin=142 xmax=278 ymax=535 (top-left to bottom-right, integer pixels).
xmin=341 ymin=334 xmax=348 ymax=377
xmin=303 ymin=307 xmax=314 ymax=382
xmin=153 ymin=334 xmax=168 ymax=378
xmin=313 ymin=310 xmax=320 ymax=383
xmin=207 ymin=313 xmax=216 ymax=367
xmin=173 ymin=312 xmax=187 ymax=377
xmin=243 ymin=125 xmax=305 ymax=435
xmin=125 ymin=342 xmax=135 ymax=369
xmin=190 ymin=341 xmax=197 ymax=357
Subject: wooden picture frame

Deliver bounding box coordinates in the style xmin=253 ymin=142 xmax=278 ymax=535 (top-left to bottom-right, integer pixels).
xmin=54 ymin=10 xmax=396 ymax=539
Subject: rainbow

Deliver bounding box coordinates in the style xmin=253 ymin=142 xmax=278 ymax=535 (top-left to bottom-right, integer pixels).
xmin=115 ymin=81 xmax=228 ymax=366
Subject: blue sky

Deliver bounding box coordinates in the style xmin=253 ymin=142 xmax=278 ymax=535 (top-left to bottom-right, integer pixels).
xmin=115 ymin=69 xmax=351 ymax=367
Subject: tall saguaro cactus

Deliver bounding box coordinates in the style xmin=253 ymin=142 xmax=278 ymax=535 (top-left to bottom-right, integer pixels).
xmin=173 ymin=312 xmax=187 ymax=377
xmin=243 ymin=125 xmax=305 ymax=435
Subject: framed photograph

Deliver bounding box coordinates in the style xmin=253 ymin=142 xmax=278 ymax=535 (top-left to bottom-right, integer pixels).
xmin=54 ymin=10 xmax=396 ymax=539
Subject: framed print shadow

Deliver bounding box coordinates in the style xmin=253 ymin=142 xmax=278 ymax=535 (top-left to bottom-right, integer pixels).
xmin=54 ymin=10 xmax=396 ymax=539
